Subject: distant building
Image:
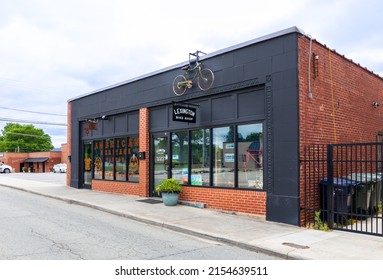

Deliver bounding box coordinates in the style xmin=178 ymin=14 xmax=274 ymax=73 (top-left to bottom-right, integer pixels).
xmin=0 ymin=144 xmax=68 ymax=172
xmin=66 ymin=27 xmax=383 ymax=226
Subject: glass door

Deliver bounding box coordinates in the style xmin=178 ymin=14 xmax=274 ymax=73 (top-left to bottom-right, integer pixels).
xmin=83 ymin=142 xmax=92 ymax=188
xmin=151 ymin=134 xmax=169 ymax=196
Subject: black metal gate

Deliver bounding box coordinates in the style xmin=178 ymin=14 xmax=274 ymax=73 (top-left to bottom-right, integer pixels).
xmin=302 ymin=143 xmax=383 ymax=236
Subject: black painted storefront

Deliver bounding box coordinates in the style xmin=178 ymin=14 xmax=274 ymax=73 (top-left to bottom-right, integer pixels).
xmin=68 ymin=27 xmax=301 ymax=225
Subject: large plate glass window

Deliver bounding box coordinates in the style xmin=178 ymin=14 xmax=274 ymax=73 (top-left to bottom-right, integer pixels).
xmin=213 ymin=126 xmax=234 ymax=187
xmin=191 ymin=129 xmax=210 ymax=186
xmin=237 ymin=123 xmax=263 ymax=189
xmin=171 ymin=131 xmax=189 ymax=184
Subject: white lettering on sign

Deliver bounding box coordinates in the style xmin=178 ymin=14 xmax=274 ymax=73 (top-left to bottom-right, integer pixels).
xmin=173 ymin=108 xmax=196 ymax=117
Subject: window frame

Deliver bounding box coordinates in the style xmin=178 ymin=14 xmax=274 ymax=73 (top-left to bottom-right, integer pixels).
xmin=91 ymin=135 xmax=139 ymax=183
xmin=168 ymin=122 xmax=264 ymax=190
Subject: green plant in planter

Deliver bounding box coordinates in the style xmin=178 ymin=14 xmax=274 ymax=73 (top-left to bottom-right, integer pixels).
xmin=155 ymin=178 xmax=182 ymax=194
xmin=155 ymin=178 xmax=182 ymax=206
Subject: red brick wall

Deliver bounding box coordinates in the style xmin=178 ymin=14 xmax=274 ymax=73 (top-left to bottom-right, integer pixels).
xmin=0 ymin=153 xmax=28 ymax=172
xmin=298 ymin=35 xmax=383 ymax=225
xmin=180 ymin=187 xmax=266 ymax=215
xmin=139 ymin=108 xmax=150 ymax=197
xmin=61 ymin=143 xmax=69 ymax=165
xmin=298 ymin=34 xmax=383 ymax=147
xmin=1 ymin=152 xmax=61 ymax=172
xmin=92 ymin=180 xmax=143 ymax=196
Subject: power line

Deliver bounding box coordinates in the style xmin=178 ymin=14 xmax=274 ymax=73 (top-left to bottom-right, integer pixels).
xmin=0 ymin=117 xmax=67 ymax=126
xmin=4 ymin=132 xmax=50 ymax=138
xmin=0 ymin=106 xmax=67 ymax=117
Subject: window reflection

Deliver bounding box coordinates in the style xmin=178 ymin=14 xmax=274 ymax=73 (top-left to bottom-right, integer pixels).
xmin=237 ymin=124 xmax=263 ymax=189
xmin=191 ymin=129 xmax=210 ymax=186
xmin=171 ymin=132 xmax=189 ymax=184
xmin=168 ymin=123 xmax=263 ymax=189
xmin=213 ymin=126 xmax=235 ymax=187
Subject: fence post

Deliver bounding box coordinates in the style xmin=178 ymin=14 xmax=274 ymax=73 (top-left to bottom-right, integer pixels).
xmin=327 ymin=144 xmax=334 ymax=228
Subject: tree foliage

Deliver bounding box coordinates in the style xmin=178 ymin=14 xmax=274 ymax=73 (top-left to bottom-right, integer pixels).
xmin=0 ymin=123 xmax=54 ymax=152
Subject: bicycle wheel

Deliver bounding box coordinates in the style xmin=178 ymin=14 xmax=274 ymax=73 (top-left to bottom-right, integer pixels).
xmin=172 ymin=75 xmax=187 ymax=96
xmin=197 ymin=68 xmax=214 ymax=91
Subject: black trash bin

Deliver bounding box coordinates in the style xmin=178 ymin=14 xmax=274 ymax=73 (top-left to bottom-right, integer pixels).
xmin=365 ymin=173 xmax=382 ymax=215
xmin=345 ymin=173 xmax=373 ymax=215
xmin=319 ymin=178 xmax=358 ymax=224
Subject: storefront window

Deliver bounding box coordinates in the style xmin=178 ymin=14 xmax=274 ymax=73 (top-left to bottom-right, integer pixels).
xmin=91 ymin=136 xmax=139 ymax=182
xmin=213 ymin=126 xmax=234 ymax=187
xmin=115 ymin=137 xmax=127 ymax=181
xmin=104 ymin=138 xmax=114 ymax=180
xmin=163 ymin=122 xmax=263 ymax=189
xmin=93 ymin=140 xmax=103 ymax=179
xmin=128 ymin=135 xmax=139 ymax=182
xmin=171 ymin=131 xmax=189 ymax=184
xmin=191 ymin=129 xmax=210 ymax=186
xmin=237 ymin=124 xmax=263 ymax=189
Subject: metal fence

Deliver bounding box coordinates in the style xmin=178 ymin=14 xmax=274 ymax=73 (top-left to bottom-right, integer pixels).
xmin=302 ymin=143 xmax=383 ymax=236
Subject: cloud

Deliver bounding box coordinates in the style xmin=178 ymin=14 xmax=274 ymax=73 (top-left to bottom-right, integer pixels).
xmin=1 ymin=0 xmax=383 ymax=149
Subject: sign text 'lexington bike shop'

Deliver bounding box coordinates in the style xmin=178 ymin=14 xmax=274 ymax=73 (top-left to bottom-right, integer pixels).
xmin=172 ymin=105 xmax=196 ymax=123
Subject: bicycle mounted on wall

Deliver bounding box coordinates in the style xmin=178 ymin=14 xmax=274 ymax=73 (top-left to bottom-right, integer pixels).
xmin=172 ymin=51 xmax=215 ymax=96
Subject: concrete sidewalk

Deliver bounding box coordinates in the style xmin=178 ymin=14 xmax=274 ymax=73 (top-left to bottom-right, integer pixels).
xmin=1 ymin=174 xmax=383 ymax=260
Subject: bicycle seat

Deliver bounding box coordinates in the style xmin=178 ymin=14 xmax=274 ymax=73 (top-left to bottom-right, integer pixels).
xmin=181 ymin=65 xmax=190 ymax=70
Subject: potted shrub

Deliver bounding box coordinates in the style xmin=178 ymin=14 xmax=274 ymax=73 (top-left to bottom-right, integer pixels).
xmin=155 ymin=178 xmax=182 ymax=206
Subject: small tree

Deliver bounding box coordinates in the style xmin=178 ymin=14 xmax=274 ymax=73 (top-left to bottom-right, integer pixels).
xmin=0 ymin=123 xmax=54 ymax=152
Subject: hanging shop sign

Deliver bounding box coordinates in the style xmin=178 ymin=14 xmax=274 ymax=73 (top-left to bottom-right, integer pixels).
xmin=172 ymin=105 xmax=196 ymax=123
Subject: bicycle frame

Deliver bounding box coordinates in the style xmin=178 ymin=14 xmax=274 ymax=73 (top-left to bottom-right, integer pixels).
xmin=180 ymin=51 xmax=205 ymax=85
xmin=172 ymin=50 xmax=214 ymax=96
xmin=182 ymin=64 xmax=202 ymax=87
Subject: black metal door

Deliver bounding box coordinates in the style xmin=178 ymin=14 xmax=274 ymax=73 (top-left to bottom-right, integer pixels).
xmin=82 ymin=142 xmax=92 ymax=189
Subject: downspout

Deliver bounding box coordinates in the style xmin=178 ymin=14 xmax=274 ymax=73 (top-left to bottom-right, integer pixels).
xmin=307 ymin=34 xmax=313 ymax=99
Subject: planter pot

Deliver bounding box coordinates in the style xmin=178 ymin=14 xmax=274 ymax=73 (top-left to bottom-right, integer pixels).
xmin=161 ymin=192 xmax=180 ymax=206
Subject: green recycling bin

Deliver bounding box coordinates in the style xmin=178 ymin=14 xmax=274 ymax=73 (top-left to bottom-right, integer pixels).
xmin=345 ymin=173 xmax=373 ymax=216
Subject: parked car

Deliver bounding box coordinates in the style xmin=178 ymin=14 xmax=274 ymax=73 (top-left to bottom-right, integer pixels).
xmin=0 ymin=162 xmax=13 ymax=173
xmin=53 ymin=163 xmax=67 ymax=173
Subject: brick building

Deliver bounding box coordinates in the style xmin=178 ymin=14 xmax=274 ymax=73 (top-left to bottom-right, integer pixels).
xmin=67 ymin=27 xmax=383 ymax=226
xmin=0 ymin=147 xmax=66 ymax=173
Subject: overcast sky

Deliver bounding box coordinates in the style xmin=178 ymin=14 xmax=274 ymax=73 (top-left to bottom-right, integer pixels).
xmin=1 ymin=0 xmax=382 ymax=148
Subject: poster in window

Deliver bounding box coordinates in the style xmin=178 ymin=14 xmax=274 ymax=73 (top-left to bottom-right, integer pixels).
xmin=128 ymin=136 xmax=139 ymax=182
xmin=115 ymin=138 xmax=127 ymax=181
xmin=104 ymin=139 xmax=114 ymax=180
xmin=93 ymin=140 xmax=103 ymax=179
